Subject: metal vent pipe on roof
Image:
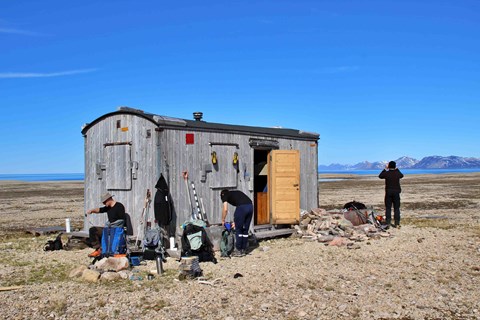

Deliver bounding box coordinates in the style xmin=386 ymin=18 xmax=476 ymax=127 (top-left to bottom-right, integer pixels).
xmin=193 ymin=112 xmax=203 ymax=121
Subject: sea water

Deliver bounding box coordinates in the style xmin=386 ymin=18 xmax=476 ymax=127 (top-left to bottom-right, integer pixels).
xmin=319 ymin=168 xmax=480 ymax=182
xmin=0 ymin=173 xmax=84 ymax=182
xmin=0 ymin=169 xmax=478 ymax=182
xmin=319 ymin=168 xmax=480 ymax=175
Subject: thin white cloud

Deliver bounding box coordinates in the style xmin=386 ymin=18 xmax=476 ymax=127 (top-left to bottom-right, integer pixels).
xmin=0 ymin=27 xmax=47 ymax=36
xmin=0 ymin=69 xmax=98 ymax=79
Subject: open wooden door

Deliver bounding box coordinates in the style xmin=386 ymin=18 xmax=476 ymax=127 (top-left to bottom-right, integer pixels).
xmin=268 ymin=150 xmax=300 ymax=224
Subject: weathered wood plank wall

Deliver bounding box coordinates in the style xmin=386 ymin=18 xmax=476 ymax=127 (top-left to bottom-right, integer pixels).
xmin=159 ymin=129 xmax=318 ymax=225
xmin=84 ymin=114 xmax=158 ymax=237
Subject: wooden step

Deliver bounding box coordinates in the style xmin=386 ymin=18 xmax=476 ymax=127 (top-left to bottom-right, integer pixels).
xmin=253 ymin=224 xmax=274 ymax=232
xmin=253 ymin=228 xmax=295 ymax=240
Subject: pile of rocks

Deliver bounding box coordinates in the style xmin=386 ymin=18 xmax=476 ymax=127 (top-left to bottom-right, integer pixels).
xmin=295 ymin=208 xmax=391 ymax=247
xmin=68 ymin=255 xmax=207 ymax=283
xmin=69 ymin=257 xmax=133 ymax=283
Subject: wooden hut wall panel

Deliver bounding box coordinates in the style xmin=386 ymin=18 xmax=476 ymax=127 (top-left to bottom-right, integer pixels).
xmin=158 ymin=129 xmax=254 ymax=225
xmin=157 ymin=129 xmax=318 ymax=225
xmin=83 ymin=114 xmax=159 ymax=235
xmin=84 ymin=120 xmax=108 ymax=228
xmin=125 ymin=115 xmax=159 ymax=238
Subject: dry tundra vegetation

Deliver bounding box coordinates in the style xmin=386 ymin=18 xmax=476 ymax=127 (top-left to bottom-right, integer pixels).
xmin=0 ymin=173 xmax=479 ymax=320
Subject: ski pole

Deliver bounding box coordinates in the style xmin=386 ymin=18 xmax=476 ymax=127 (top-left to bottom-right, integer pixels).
xmin=135 ymin=189 xmax=151 ymax=250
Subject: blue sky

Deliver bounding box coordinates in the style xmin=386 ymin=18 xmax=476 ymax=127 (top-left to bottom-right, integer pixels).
xmin=1 ymin=0 xmax=479 ymax=173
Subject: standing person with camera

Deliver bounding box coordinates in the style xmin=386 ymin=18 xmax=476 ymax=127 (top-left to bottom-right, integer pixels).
xmin=379 ymin=161 xmax=404 ymax=229
xmin=220 ymin=189 xmax=253 ymax=257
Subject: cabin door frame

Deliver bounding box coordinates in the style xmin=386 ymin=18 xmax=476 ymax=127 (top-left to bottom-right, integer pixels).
xmin=253 ymin=148 xmax=271 ymax=225
xmin=252 ymin=148 xmax=301 ymax=225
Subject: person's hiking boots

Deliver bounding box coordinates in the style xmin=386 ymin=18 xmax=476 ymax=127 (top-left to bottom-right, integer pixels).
xmin=231 ymin=249 xmax=245 ymax=257
xmin=88 ymin=248 xmax=102 ymax=257
xmin=391 ymin=222 xmax=401 ymax=229
xmin=382 ymin=221 xmax=391 ymax=230
xmin=386 ymin=220 xmax=401 ymax=229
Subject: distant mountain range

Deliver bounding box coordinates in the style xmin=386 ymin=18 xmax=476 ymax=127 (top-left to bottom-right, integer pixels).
xmin=318 ymin=156 xmax=480 ymax=171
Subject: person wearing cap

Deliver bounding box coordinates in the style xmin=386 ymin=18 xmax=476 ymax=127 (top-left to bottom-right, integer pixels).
xmin=220 ymin=189 xmax=253 ymax=257
xmin=379 ymin=161 xmax=404 ymax=229
xmin=85 ymin=192 xmax=126 ymax=257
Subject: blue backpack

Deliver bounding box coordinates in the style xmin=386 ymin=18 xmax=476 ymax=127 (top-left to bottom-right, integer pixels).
xmin=101 ymin=227 xmax=127 ymax=257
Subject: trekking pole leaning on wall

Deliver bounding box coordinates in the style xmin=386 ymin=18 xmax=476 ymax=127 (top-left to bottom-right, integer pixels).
xmin=135 ymin=189 xmax=151 ymax=250
xmin=182 ymin=171 xmax=195 ymax=220
xmin=200 ymin=197 xmax=208 ymax=224
xmin=143 ymin=190 xmax=153 ymax=242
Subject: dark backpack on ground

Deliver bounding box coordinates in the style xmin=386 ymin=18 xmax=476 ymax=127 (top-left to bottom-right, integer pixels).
xmin=220 ymin=228 xmax=235 ymax=257
xmin=44 ymin=233 xmax=63 ymax=251
xmin=343 ymin=201 xmax=367 ymax=210
xmin=143 ymin=228 xmax=163 ymax=260
xmin=181 ymin=220 xmax=217 ymax=264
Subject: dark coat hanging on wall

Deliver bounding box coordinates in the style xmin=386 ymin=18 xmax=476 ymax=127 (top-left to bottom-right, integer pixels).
xmin=154 ymin=174 xmax=172 ymax=227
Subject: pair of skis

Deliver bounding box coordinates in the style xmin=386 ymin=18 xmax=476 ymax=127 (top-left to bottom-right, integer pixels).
xmin=182 ymin=171 xmax=207 ymax=222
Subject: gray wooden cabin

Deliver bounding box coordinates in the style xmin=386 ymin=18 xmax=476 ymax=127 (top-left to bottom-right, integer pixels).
xmin=81 ymin=107 xmax=319 ymax=240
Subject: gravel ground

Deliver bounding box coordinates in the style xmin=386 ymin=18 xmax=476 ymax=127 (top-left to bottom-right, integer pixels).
xmin=0 ymin=173 xmax=479 ymax=320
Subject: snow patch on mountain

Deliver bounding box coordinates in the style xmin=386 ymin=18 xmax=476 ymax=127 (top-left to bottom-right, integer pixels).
xmin=319 ymin=156 xmax=480 ymax=170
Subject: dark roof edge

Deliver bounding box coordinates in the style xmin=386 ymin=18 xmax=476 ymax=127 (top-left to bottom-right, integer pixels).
xmin=175 ymin=119 xmax=319 ymax=140
xmin=81 ymin=108 xmax=158 ymax=135
xmin=81 ymin=108 xmax=320 ymax=141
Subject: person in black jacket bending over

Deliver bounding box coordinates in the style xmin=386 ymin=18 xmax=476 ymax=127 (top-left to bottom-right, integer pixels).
xmin=379 ymin=161 xmax=404 ymax=228
xmin=86 ymin=192 xmax=126 ymax=257
xmin=221 ymin=189 xmax=253 ymax=257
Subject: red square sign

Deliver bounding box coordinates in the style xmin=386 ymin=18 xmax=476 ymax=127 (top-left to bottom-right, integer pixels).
xmin=186 ymin=133 xmax=194 ymax=144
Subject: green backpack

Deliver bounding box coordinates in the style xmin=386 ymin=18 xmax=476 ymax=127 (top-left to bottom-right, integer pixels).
xmin=220 ymin=229 xmax=235 ymax=257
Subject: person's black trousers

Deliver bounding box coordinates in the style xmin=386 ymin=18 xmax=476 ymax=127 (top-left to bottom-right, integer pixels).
xmin=87 ymin=226 xmax=103 ymax=249
xmin=385 ymin=191 xmax=401 ymax=225
xmin=234 ymin=204 xmax=253 ymax=251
